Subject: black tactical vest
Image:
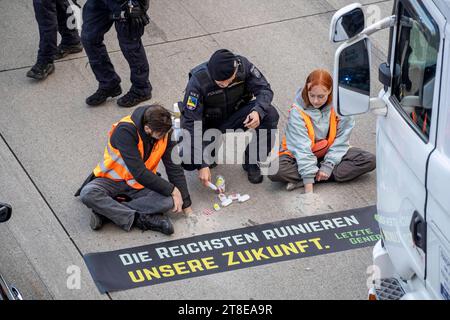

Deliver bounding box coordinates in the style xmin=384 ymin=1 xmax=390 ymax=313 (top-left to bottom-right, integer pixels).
xmin=189 ymin=59 xmax=253 ymax=128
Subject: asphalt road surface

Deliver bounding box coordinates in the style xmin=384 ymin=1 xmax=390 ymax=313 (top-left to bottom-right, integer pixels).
xmin=0 ymin=0 xmax=393 ymax=300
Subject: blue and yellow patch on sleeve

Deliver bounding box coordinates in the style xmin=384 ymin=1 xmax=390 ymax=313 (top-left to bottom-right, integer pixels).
xmin=187 ymin=95 xmax=199 ymax=110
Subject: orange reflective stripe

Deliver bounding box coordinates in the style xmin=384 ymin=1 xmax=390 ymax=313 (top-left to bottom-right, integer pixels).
xmin=327 ymin=108 xmax=338 ymax=146
xmin=279 ymin=135 xmax=294 ymax=157
xmin=298 ymin=109 xmax=315 ymax=148
xmin=145 ymin=133 xmax=168 ymax=173
xmin=279 ymin=104 xmax=338 ymax=158
xmin=93 ymin=115 xmax=168 ymax=189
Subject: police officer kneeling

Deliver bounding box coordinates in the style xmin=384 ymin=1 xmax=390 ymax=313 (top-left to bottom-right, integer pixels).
xmin=77 ymin=105 xmax=192 ymax=235
xmin=181 ymin=49 xmax=279 ymax=185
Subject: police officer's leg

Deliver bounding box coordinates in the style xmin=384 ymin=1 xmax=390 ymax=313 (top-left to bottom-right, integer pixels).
xmin=33 ymin=0 xmax=58 ymax=64
xmin=80 ymin=178 xmax=136 ymax=231
xmin=223 ymin=103 xmax=279 ymax=165
xmin=218 ymin=103 xmax=254 ymax=162
xmin=27 ymin=0 xmax=57 ymax=80
xmin=81 ymin=0 xmax=122 ymax=105
xmin=56 ymin=0 xmax=81 ymax=47
xmin=246 ymin=104 xmax=279 ymax=183
xmin=218 ymin=102 xmax=277 ymax=183
xmin=253 ymin=104 xmax=280 ymax=162
xmin=54 ymin=0 xmax=83 ymax=60
xmin=331 ymin=147 xmax=376 ymax=183
xmin=115 ymin=20 xmax=152 ymax=107
xmin=220 ymin=102 xmax=279 ymax=173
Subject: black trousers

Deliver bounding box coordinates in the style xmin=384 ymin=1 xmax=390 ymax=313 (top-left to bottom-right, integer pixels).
xmin=33 ymin=0 xmax=81 ymax=64
xmin=81 ymin=0 xmax=151 ymax=96
xmin=182 ymin=101 xmax=280 ymax=171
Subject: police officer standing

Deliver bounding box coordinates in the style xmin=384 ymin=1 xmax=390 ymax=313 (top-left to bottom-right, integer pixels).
xmin=81 ymin=0 xmax=153 ymax=108
xmin=27 ymin=0 xmax=83 ymax=80
xmin=180 ymin=49 xmax=279 ymax=185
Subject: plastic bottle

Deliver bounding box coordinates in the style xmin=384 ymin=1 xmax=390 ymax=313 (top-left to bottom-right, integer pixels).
xmin=172 ymin=102 xmax=182 ymax=141
xmin=215 ymin=175 xmax=226 ymax=193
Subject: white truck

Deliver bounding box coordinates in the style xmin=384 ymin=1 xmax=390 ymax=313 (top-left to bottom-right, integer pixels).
xmin=330 ymin=0 xmax=450 ymax=300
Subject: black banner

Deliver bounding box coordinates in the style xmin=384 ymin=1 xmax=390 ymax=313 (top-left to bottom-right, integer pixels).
xmin=84 ymin=206 xmax=380 ymax=293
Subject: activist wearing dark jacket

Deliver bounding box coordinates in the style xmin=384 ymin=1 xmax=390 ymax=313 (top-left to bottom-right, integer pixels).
xmin=113 ymin=106 xmax=191 ymax=207
xmin=77 ymin=105 xmax=192 ymax=209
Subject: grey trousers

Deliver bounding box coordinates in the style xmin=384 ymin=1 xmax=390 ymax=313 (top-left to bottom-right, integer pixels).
xmin=80 ymin=178 xmax=174 ymax=231
xmin=268 ymin=147 xmax=376 ymax=184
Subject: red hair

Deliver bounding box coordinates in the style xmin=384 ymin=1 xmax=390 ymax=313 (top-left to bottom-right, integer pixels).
xmin=301 ymin=69 xmax=333 ymax=107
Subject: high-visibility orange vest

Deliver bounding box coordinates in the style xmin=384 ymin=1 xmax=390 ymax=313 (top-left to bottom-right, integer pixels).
xmin=279 ymin=104 xmax=339 ymax=159
xmin=93 ymin=116 xmax=168 ymax=189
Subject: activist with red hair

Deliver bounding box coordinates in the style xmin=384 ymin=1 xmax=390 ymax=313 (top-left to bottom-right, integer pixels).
xmin=269 ymin=69 xmax=376 ymax=193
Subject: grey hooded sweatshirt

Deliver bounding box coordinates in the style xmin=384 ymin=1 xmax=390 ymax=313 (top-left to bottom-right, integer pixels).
xmin=283 ymin=88 xmax=355 ymax=185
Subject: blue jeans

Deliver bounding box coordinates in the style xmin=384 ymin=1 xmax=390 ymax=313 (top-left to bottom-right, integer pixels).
xmin=81 ymin=0 xmax=151 ymax=95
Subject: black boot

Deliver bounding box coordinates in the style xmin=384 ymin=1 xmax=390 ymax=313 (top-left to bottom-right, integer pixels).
xmin=245 ymin=164 xmax=263 ymax=184
xmin=117 ymin=90 xmax=152 ymax=108
xmin=90 ymin=211 xmax=104 ymax=231
xmin=54 ymin=42 xmax=83 ymax=60
xmin=26 ymin=63 xmax=55 ymax=80
xmin=86 ymin=85 xmax=122 ymax=106
xmin=135 ymin=213 xmax=174 ymax=235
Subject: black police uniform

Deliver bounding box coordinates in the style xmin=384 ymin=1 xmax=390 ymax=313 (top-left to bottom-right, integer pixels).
xmin=81 ymin=0 xmax=151 ymax=97
xmin=180 ymin=55 xmax=279 ymax=171
xmin=32 ymin=0 xmax=81 ymax=65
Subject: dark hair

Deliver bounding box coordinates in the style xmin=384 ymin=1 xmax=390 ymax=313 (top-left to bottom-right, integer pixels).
xmin=143 ymin=104 xmax=173 ymax=134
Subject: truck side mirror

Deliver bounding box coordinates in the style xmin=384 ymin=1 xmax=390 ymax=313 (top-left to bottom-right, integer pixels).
xmin=0 ymin=202 xmax=12 ymax=223
xmin=334 ymin=36 xmax=372 ymax=116
xmin=378 ymin=63 xmax=392 ymax=87
xmin=330 ymin=3 xmax=365 ymax=43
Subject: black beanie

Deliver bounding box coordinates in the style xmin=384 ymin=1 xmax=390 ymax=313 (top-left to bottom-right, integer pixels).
xmin=207 ymin=49 xmax=237 ymax=81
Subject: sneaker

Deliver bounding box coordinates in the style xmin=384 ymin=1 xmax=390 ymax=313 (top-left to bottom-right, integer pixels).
xmin=26 ymin=63 xmax=55 ymax=80
xmin=135 ymin=213 xmax=174 ymax=235
xmin=54 ymin=42 xmax=83 ymax=60
xmin=246 ymin=164 xmax=263 ymax=184
xmin=90 ymin=211 xmax=104 ymax=231
xmin=117 ymin=90 xmax=152 ymax=108
xmin=86 ymin=85 xmax=122 ymax=106
xmin=286 ymin=181 xmax=304 ymax=191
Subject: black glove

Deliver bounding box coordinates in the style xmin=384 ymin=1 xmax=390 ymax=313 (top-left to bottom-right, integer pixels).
xmin=125 ymin=0 xmax=150 ymax=28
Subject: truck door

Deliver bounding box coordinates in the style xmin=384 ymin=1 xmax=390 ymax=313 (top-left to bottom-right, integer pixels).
xmin=425 ymin=16 xmax=449 ymax=300
xmin=377 ymin=0 xmax=444 ymax=281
